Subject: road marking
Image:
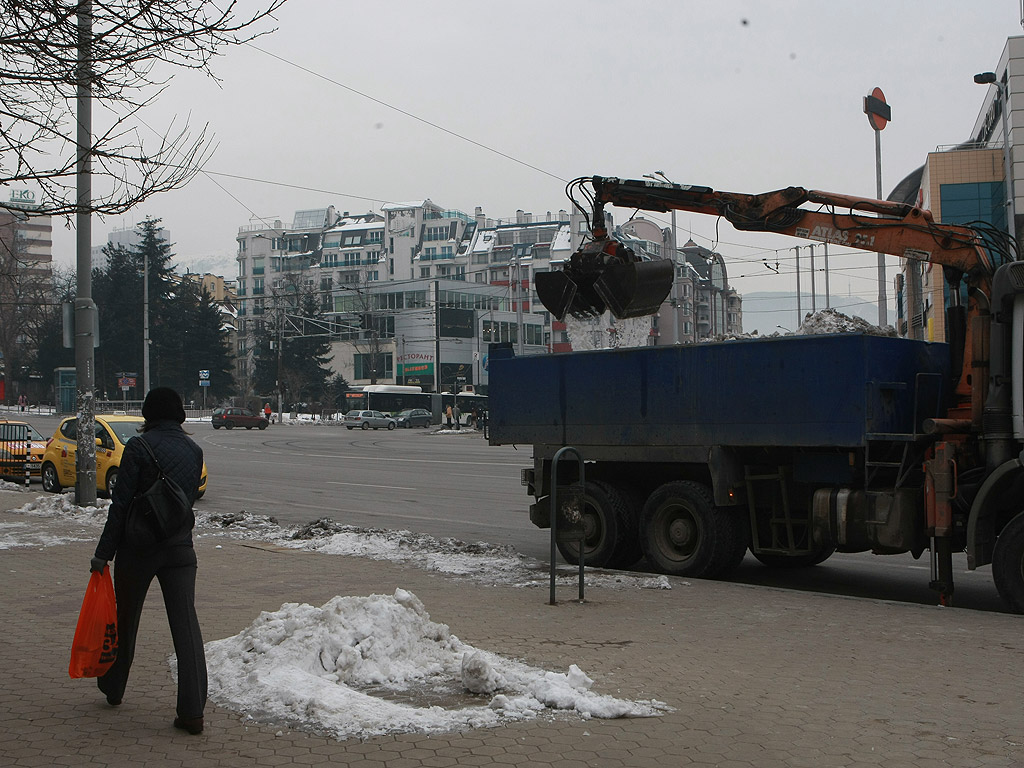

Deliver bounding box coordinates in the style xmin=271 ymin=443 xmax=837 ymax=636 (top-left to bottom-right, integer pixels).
xmin=326 ymin=481 xmax=417 ymax=491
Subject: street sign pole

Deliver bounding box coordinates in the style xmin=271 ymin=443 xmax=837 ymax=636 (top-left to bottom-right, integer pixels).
xmin=863 ymin=87 xmax=892 ymax=328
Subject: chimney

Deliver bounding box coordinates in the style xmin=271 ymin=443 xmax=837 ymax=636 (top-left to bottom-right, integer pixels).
xmin=475 ymin=206 xmax=485 ymax=228
xmin=516 ymin=209 xmax=525 ymax=224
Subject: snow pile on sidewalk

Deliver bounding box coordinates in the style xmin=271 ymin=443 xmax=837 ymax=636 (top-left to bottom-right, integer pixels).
xmin=0 ymin=491 xmax=110 ymax=549
xmin=204 ymin=588 xmax=669 ymax=739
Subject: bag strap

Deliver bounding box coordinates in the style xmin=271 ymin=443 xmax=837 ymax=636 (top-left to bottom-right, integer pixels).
xmin=133 ymin=436 xmax=165 ymax=476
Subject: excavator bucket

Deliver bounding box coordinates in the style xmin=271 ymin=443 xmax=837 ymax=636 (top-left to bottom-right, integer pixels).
xmin=593 ymin=259 xmax=674 ymax=319
xmin=536 ymin=245 xmax=674 ymax=321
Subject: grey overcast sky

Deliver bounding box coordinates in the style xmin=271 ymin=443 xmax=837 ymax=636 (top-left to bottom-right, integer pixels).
xmin=51 ymin=0 xmax=1023 ymax=311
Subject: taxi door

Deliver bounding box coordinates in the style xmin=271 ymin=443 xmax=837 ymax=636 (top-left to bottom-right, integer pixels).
xmin=94 ymin=422 xmax=118 ymax=491
xmin=54 ymin=418 xmax=78 ymax=485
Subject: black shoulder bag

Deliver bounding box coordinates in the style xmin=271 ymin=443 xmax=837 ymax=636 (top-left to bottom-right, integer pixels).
xmin=125 ymin=437 xmax=194 ymax=545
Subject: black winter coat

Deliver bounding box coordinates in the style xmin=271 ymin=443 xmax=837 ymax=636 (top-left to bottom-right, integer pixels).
xmin=94 ymin=420 xmax=204 ymax=561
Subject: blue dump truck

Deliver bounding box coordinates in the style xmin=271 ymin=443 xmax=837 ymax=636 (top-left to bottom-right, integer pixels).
xmin=488 ymin=176 xmax=1024 ymax=611
xmin=489 ymin=334 xmax=951 ymax=579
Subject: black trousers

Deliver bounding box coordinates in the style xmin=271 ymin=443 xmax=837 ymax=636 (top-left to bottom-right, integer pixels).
xmin=98 ymin=544 xmax=207 ymax=719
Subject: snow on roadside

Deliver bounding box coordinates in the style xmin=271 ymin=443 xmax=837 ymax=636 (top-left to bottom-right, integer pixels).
xmin=201 ymin=588 xmax=670 ymax=740
xmin=0 ymin=494 xmax=672 ymax=591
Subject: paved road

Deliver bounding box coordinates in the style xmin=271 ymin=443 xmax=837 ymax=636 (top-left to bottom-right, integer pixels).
xmin=18 ymin=413 xmax=1013 ymax=613
xmin=192 ymin=422 xmax=544 ymax=556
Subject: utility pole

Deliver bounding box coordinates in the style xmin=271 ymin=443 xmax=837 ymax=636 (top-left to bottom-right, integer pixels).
xmin=143 ymin=232 xmax=150 ymax=394
xmin=276 ymin=306 xmax=283 ymax=423
xmin=793 ymin=246 xmax=801 ymax=328
xmin=74 ymin=1 xmax=97 ymax=505
xmin=809 ymin=245 xmax=816 ymax=313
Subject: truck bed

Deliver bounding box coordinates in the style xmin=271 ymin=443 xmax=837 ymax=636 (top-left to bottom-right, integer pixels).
xmin=488 ymin=334 xmax=950 ymax=450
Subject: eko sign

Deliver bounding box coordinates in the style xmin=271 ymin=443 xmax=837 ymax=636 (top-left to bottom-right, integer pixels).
xmin=7 ymin=189 xmax=41 ymax=210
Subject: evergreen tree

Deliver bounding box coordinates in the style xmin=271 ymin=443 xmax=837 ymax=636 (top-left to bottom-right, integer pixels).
xmin=91 ymin=218 xmax=234 ymax=402
xmin=253 ymin=287 xmax=334 ymax=409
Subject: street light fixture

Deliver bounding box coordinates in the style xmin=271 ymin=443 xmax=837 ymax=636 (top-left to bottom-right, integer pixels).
xmin=975 ymin=71 xmax=1016 ymax=241
xmin=643 ymin=171 xmax=679 ymax=344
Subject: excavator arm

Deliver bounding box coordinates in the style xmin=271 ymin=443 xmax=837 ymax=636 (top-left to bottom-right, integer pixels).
xmin=588 ymin=176 xmax=993 ymax=277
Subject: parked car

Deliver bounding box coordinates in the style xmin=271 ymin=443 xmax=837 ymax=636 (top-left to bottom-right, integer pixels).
xmin=211 ymin=407 xmax=269 ymax=430
xmin=0 ymin=420 xmax=46 ymax=481
xmin=41 ymin=415 xmax=208 ymax=498
xmin=394 ymin=408 xmax=432 ymax=428
xmin=344 ymin=410 xmax=397 ymax=430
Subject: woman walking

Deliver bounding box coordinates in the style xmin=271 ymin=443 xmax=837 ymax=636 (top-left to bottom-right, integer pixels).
xmin=90 ymin=387 xmax=207 ymax=735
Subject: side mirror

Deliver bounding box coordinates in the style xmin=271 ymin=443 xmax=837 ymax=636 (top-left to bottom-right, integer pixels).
xmin=95 ymin=437 xmax=102 ymax=446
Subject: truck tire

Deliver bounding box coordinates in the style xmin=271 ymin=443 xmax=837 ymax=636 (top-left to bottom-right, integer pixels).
xmin=640 ymin=481 xmax=737 ymax=578
xmin=751 ymin=545 xmax=835 ymax=569
xmin=555 ymin=480 xmax=636 ymax=569
xmin=993 ymin=511 xmax=1024 ymax=614
xmin=717 ymin=507 xmax=751 ymax=576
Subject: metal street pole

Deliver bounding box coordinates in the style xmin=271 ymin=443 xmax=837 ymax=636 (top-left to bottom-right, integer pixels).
xmin=143 ymin=235 xmax=150 ymax=394
xmin=793 ymin=246 xmax=801 ymax=328
xmin=645 ymin=172 xmax=680 ymax=343
xmin=74 ymin=1 xmax=97 ymax=505
xmin=809 ymin=244 xmax=816 ymax=313
xmin=874 ymin=126 xmax=887 ymax=326
xmin=824 ymin=242 xmax=831 ymax=308
xmin=864 ymin=87 xmax=892 ymax=327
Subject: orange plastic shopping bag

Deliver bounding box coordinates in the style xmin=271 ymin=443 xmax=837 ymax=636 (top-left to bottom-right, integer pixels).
xmin=69 ymin=566 xmax=118 ymax=678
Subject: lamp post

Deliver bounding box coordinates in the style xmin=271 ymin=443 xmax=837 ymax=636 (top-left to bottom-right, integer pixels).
xmin=975 ymin=71 xmax=1016 ymax=242
xmin=644 ymin=171 xmax=679 ymax=344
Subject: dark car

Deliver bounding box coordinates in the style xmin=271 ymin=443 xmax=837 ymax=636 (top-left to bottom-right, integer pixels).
xmin=394 ymin=408 xmax=432 ymax=428
xmin=212 ymin=407 xmax=269 ymax=430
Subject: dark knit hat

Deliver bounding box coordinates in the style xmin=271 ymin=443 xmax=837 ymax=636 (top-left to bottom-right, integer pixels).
xmin=142 ymin=387 xmax=186 ymax=424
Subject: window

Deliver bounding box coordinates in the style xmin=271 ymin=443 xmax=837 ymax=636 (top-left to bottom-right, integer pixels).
xmin=354 ymin=352 xmax=394 ymax=379
xmin=425 ymin=225 xmax=448 ymax=241
xmin=437 ymin=266 xmax=452 ymax=277
xmin=253 ymin=278 xmax=264 ymax=295
xmin=253 ymin=257 xmax=265 ymax=275
xmin=440 ymin=245 xmax=453 ymax=258
xmin=343 ymin=234 xmax=362 ymax=246
xmin=423 ymin=247 xmax=437 ymax=260
xmin=367 ymin=230 xmax=383 ymax=244
xmin=420 ymin=266 xmax=431 ymax=278
xmin=237 ymin=279 xmax=246 ymax=296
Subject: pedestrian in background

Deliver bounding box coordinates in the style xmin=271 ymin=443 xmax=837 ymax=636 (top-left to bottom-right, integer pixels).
xmin=445 ymin=404 xmax=453 ymax=429
xmin=90 ymin=387 xmax=208 ymax=735
xmin=264 ymin=402 xmax=272 ymax=424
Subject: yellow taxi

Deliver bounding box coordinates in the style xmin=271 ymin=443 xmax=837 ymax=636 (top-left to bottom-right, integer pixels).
xmin=0 ymin=420 xmax=46 ymax=481
xmin=41 ymin=415 xmax=208 ymax=498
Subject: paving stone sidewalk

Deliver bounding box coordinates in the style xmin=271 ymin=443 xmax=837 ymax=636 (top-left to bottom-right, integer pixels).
xmin=1 ymin=488 xmax=1022 ymax=768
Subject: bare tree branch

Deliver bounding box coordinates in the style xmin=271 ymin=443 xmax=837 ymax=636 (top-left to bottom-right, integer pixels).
xmin=0 ymin=0 xmax=289 ymax=219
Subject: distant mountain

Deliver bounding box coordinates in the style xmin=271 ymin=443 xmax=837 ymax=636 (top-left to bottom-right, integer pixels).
xmin=740 ymin=291 xmax=881 ymax=336
xmin=174 ymin=253 xmax=237 ymax=280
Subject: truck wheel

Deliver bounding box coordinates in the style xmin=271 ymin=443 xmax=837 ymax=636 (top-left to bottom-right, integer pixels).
xmin=555 ymin=480 xmax=634 ymax=568
xmin=717 ymin=507 xmax=751 ymax=576
xmin=751 ymin=545 xmax=835 ymax=569
xmin=640 ymin=481 xmax=735 ymax=578
xmin=993 ymin=511 xmax=1024 ymax=613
